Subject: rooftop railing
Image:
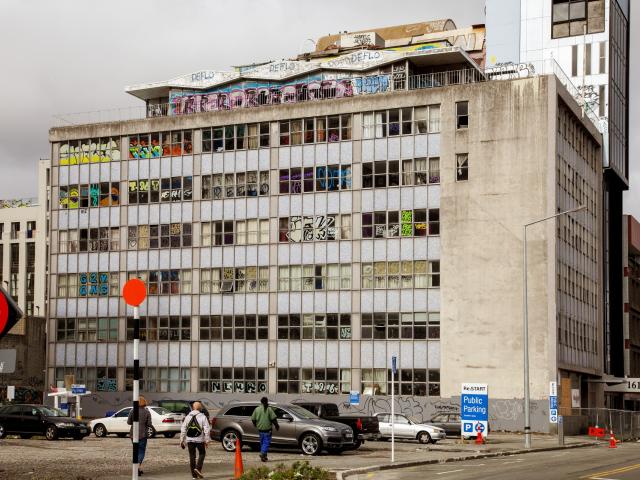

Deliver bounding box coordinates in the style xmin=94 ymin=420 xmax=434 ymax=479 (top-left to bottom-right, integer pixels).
xmin=486 ymin=58 xmax=605 ymax=133
xmin=52 ymin=60 xmax=603 ymax=134
xmin=52 ymin=68 xmax=485 ymax=127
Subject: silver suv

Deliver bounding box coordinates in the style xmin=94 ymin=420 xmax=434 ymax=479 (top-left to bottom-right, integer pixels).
xmin=211 ymin=402 xmax=354 ymax=455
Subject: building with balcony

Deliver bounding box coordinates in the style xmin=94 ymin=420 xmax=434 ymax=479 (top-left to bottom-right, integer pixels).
xmin=47 ymin=20 xmax=604 ymax=430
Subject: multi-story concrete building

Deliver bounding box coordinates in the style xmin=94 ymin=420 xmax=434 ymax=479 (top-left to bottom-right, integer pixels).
xmin=47 ymin=21 xmax=604 ymax=430
xmin=615 ymin=215 xmax=640 ymax=409
xmin=485 ymin=0 xmax=630 ymax=408
xmin=0 ymin=159 xmax=50 ymax=399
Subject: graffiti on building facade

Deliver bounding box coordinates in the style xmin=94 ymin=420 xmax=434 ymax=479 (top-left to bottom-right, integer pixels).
xmin=168 ymin=74 xmax=394 ymax=116
xmin=59 ymin=138 xmax=121 ymax=165
xmin=59 ymin=183 xmax=120 ymax=209
xmin=284 ymin=216 xmax=338 ymax=243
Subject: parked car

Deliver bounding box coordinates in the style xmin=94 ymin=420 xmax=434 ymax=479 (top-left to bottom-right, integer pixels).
xmin=374 ymin=412 xmax=446 ymax=444
xmin=0 ymin=404 xmax=89 ymax=440
xmin=88 ymin=406 xmax=184 ymax=438
xmin=154 ymin=400 xmax=210 ymax=419
xmin=211 ymin=402 xmax=354 ymax=455
xmin=292 ymin=401 xmax=379 ymax=448
xmin=427 ymin=413 xmax=462 ymax=437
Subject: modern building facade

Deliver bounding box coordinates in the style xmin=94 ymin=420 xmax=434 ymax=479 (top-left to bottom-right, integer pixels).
xmin=47 ymin=21 xmax=604 ymax=428
xmin=486 ymin=0 xmax=630 ymax=408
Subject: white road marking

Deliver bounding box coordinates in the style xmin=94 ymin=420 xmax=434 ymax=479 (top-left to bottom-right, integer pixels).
xmin=436 ymin=469 xmax=465 ymax=475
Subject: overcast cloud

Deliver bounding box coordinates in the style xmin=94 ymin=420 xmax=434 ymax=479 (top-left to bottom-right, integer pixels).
xmin=0 ymin=0 xmax=637 ymax=216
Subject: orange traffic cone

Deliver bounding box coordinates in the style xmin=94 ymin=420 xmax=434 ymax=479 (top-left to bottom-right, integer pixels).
xmin=608 ymin=430 xmax=617 ymax=449
xmin=234 ymin=438 xmax=244 ymax=478
xmin=475 ymin=429 xmax=485 ymax=445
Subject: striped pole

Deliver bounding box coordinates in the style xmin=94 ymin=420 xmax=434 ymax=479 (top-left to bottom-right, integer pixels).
xmin=132 ymin=305 xmax=140 ymax=480
xmin=122 ymin=278 xmax=146 ymax=480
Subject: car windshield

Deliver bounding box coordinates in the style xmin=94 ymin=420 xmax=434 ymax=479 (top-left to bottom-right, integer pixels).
xmin=150 ymin=407 xmax=171 ymax=415
xmin=37 ymin=406 xmax=65 ymax=417
xmin=287 ymin=405 xmax=319 ymax=419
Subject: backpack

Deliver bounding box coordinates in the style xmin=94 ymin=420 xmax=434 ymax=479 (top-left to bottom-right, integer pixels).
xmin=186 ymin=413 xmax=202 ymax=438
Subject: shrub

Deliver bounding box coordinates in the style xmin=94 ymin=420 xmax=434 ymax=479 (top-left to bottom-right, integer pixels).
xmin=238 ymin=461 xmax=332 ymax=480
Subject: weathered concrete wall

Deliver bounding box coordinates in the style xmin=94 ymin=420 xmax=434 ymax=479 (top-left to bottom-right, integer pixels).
xmin=439 ymin=76 xmax=557 ymax=401
xmin=55 ymin=392 xmax=550 ymax=433
xmin=0 ymin=317 xmax=46 ymax=401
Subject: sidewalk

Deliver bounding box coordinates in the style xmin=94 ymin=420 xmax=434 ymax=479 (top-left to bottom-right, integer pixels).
xmin=112 ymin=433 xmax=599 ymax=480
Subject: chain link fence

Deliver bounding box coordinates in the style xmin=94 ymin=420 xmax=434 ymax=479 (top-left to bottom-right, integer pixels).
xmin=561 ymin=408 xmax=640 ymax=441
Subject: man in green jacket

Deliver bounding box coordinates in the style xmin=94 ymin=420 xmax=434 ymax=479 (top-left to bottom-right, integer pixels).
xmin=251 ymin=397 xmax=279 ymax=462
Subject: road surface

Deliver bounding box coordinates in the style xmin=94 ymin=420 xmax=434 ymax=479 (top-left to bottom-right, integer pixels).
xmin=354 ymin=442 xmax=640 ymax=480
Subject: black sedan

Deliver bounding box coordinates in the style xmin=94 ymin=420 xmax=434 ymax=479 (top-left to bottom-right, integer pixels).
xmin=0 ymin=404 xmax=90 ymax=440
xmin=427 ymin=413 xmax=462 ymax=437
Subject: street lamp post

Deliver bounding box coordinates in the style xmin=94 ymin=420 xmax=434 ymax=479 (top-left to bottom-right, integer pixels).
xmin=523 ymin=205 xmax=586 ymax=449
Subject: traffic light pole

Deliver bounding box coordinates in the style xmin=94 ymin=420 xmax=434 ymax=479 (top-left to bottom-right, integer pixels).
xmin=132 ymin=305 xmax=140 ymax=480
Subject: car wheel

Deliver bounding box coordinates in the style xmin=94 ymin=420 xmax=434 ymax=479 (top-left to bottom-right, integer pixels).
xmin=0 ymin=424 xmax=6 ymax=439
xmin=417 ymin=431 xmax=432 ymax=444
xmin=163 ymin=432 xmax=177 ymax=438
xmin=221 ymin=429 xmax=241 ymax=452
xmin=45 ymin=425 xmax=58 ymax=441
xmin=147 ymin=426 xmax=156 ymax=438
xmin=19 ymin=434 xmax=32 ymax=439
xmin=94 ymin=424 xmax=108 ymax=438
xmin=300 ymin=432 xmax=322 ymax=455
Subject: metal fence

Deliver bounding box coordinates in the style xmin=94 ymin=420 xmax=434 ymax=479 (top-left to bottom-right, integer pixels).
xmin=563 ymin=408 xmax=640 ymax=441
xmin=51 ymin=58 xmax=602 ymax=135
xmin=52 ymin=68 xmax=485 ymax=127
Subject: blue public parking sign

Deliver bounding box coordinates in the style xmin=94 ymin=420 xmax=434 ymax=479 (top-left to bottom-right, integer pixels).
xmin=461 ymin=383 xmax=489 ymax=438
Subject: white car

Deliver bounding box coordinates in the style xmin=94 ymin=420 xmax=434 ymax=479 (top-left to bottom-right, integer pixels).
xmin=89 ymin=406 xmax=184 ymax=438
xmin=374 ymin=412 xmax=446 ymax=444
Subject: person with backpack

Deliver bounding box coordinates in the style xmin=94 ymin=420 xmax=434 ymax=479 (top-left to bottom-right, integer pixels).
xmin=126 ymin=396 xmax=153 ymax=476
xmin=250 ymin=397 xmax=279 ymax=462
xmin=180 ymin=401 xmax=211 ymax=479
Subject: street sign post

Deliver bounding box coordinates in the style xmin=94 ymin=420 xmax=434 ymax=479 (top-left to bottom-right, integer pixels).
xmin=123 ymin=278 xmax=147 ymax=480
xmin=461 ymin=383 xmax=489 ymax=439
xmin=391 ymin=354 xmax=397 ymax=463
xmin=549 ymin=381 xmax=558 ymax=424
xmin=71 ymin=384 xmax=87 ymax=395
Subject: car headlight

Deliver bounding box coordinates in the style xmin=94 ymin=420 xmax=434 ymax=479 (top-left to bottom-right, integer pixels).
xmin=321 ymin=426 xmax=338 ymax=432
xmin=55 ymin=422 xmax=76 ymax=427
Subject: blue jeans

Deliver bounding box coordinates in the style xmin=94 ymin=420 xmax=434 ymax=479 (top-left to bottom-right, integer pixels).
xmin=259 ymin=431 xmax=272 ymax=456
xmin=137 ymin=438 xmax=148 ymax=465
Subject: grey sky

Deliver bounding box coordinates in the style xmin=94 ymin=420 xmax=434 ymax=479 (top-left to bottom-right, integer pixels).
xmin=0 ymin=0 xmax=637 ymax=216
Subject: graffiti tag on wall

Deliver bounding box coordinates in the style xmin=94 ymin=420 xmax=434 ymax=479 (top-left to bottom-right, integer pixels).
xmin=168 ymin=74 xmax=392 ymax=116
xmin=283 ymin=215 xmax=338 ymax=242
xmin=78 ymin=272 xmax=111 ymax=297
xmin=60 ymin=139 xmax=121 ymax=165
